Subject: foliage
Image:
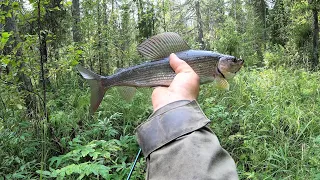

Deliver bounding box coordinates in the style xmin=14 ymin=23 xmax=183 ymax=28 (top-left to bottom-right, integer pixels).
xmin=0 ymin=0 xmax=319 ymax=179
xmin=199 ymin=67 xmax=320 ymax=179
xmin=37 ymin=136 xmax=141 ymax=179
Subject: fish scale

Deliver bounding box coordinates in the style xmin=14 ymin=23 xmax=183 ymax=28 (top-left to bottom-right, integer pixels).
xmin=109 ymin=51 xmax=220 ymax=87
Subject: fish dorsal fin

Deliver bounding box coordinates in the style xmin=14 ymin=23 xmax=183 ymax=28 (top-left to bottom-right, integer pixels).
xmin=137 ymin=32 xmax=190 ymax=59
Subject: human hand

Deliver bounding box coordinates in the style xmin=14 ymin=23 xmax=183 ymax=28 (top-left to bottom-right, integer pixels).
xmin=151 ymin=53 xmax=200 ymax=111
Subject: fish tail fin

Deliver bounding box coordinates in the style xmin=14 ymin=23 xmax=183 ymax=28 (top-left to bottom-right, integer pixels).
xmin=76 ymin=65 xmax=110 ymax=113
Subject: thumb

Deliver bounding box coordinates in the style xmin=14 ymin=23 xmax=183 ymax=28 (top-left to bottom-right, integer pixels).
xmin=169 ymin=53 xmax=194 ymax=74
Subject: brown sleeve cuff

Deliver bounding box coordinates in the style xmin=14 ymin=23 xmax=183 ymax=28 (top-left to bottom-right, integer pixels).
xmin=136 ymin=100 xmax=210 ymax=157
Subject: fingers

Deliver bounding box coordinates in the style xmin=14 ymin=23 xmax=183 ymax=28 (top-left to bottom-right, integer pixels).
xmin=151 ymin=53 xmax=201 ymax=111
xmin=169 ymin=53 xmax=200 ymax=84
xmin=169 ymin=53 xmax=194 ymax=74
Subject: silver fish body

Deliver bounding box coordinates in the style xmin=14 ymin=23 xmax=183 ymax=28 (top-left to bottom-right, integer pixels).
xmin=77 ymin=32 xmax=243 ymax=113
xmin=104 ymin=50 xmax=229 ymax=88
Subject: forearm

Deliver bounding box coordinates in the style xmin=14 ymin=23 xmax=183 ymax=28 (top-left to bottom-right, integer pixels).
xmin=136 ymin=100 xmax=238 ymax=180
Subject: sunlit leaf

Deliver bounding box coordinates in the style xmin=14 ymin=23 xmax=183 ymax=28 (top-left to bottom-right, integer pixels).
xmin=53 ymin=6 xmax=60 ymax=11
xmin=36 ymin=170 xmax=52 ymax=176
xmin=6 ymin=12 xmax=12 ymax=18
xmin=76 ymin=50 xmax=83 ymax=54
xmin=66 ymin=1 xmax=72 ymax=6
xmin=1 ymin=57 xmax=10 ymax=65
xmin=12 ymin=2 xmax=19 ymax=9
xmin=1 ymin=32 xmax=11 ymax=39
xmin=3 ymin=0 xmax=9 ymax=6
xmin=71 ymin=59 xmax=79 ymax=66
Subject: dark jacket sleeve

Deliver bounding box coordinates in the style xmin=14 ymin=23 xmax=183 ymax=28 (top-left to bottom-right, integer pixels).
xmin=136 ymin=100 xmax=238 ymax=180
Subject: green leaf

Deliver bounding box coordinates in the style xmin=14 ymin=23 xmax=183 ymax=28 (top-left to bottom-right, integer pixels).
xmin=6 ymin=12 xmax=12 ymax=18
xmin=16 ymin=104 xmax=23 ymax=110
xmin=81 ymin=147 xmax=94 ymax=157
xmin=49 ymin=156 xmax=63 ymax=168
xmin=77 ymin=174 xmax=85 ymax=180
xmin=90 ymin=151 xmax=100 ymax=160
xmin=314 ymin=135 xmax=320 ymax=144
xmin=12 ymin=42 xmax=22 ymax=55
xmin=1 ymin=57 xmax=10 ymax=65
xmin=70 ymin=59 xmax=79 ymax=66
xmin=66 ymin=1 xmax=72 ymax=6
xmin=1 ymin=32 xmax=11 ymax=39
xmin=53 ymin=6 xmax=60 ymax=11
xmin=12 ymin=172 xmax=25 ymax=178
xmin=12 ymin=2 xmax=19 ymax=9
xmin=76 ymin=50 xmax=83 ymax=54
xmin=3 ymin=0 xmax=9 ymax=6
xmin=36 ymin=170 xmax=53 ymax=177
xmin=0 ymin=15 xmax=5 ymax=23
xmin=65 ymin=165 xmax=74 ymax=175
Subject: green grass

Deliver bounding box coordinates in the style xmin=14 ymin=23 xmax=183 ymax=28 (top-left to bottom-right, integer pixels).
xmin=1 ymin=67 xmax=319 ymax=179
xmin=199 ymin=67 xmax=320 ymax=179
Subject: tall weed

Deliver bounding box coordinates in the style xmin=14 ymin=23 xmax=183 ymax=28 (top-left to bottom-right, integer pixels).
xmin=199 ymin=67 xmax=320 ymax=179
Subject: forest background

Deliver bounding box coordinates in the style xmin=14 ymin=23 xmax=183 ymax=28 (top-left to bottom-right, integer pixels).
xmin=0 ymin=0 xmax=320 ymax=179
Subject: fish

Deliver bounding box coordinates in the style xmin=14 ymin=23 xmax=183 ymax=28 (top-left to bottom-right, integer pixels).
xmin=77 ymin=32 xmax=244 ymax=113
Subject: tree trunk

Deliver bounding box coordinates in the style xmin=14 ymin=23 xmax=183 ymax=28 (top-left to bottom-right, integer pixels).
xmin=195 ymin=1 xmax=205 ymax=49
xmin=97 ymin=0 xmax=103 ymax=74
xmin=135 ymin=0 xmax=154 ymax=41
xmin=251 ymin=0 xmax=267 ymax=64
xmin=72 ymin=0 xmax=81 ymax=43
xmin=311 ymin=1 xmax=319 ymax=70
xmin=262 ymin=0 xmax=267 ymax=49
xmin=102 ymin=0 xmax=109 ymax=74
xmin=38 ymin=0 xmax=48 ymax=121
xmin=162 ymin=0 xmax=166 ymax=31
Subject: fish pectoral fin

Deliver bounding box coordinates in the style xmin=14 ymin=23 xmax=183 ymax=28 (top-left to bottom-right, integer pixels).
xmin=137 ymin=32 xmax=190 ymax=60
xmin=215 ymin=77 xmax=230 ymax=90
xmin=117 ymin=86 xmax=137 ymax=102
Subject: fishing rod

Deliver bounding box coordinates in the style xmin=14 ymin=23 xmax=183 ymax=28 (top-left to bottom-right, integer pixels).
xmin=126 ymin=148 xmax=142 ymax=180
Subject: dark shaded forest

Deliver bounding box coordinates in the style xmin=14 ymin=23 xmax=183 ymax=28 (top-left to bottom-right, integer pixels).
xmin=0 ymin=0 xmax=319 ymax=179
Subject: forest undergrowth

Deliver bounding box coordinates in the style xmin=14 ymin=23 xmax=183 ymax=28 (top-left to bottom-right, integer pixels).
xmin=1 ymin=66 xmax=319 ymax=179
xmin=1 ymin=0 xmax=319 ymax=179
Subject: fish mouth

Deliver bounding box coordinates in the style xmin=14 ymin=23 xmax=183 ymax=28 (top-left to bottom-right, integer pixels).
xmin=235 ymin=58 xmax=244 ymax=73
